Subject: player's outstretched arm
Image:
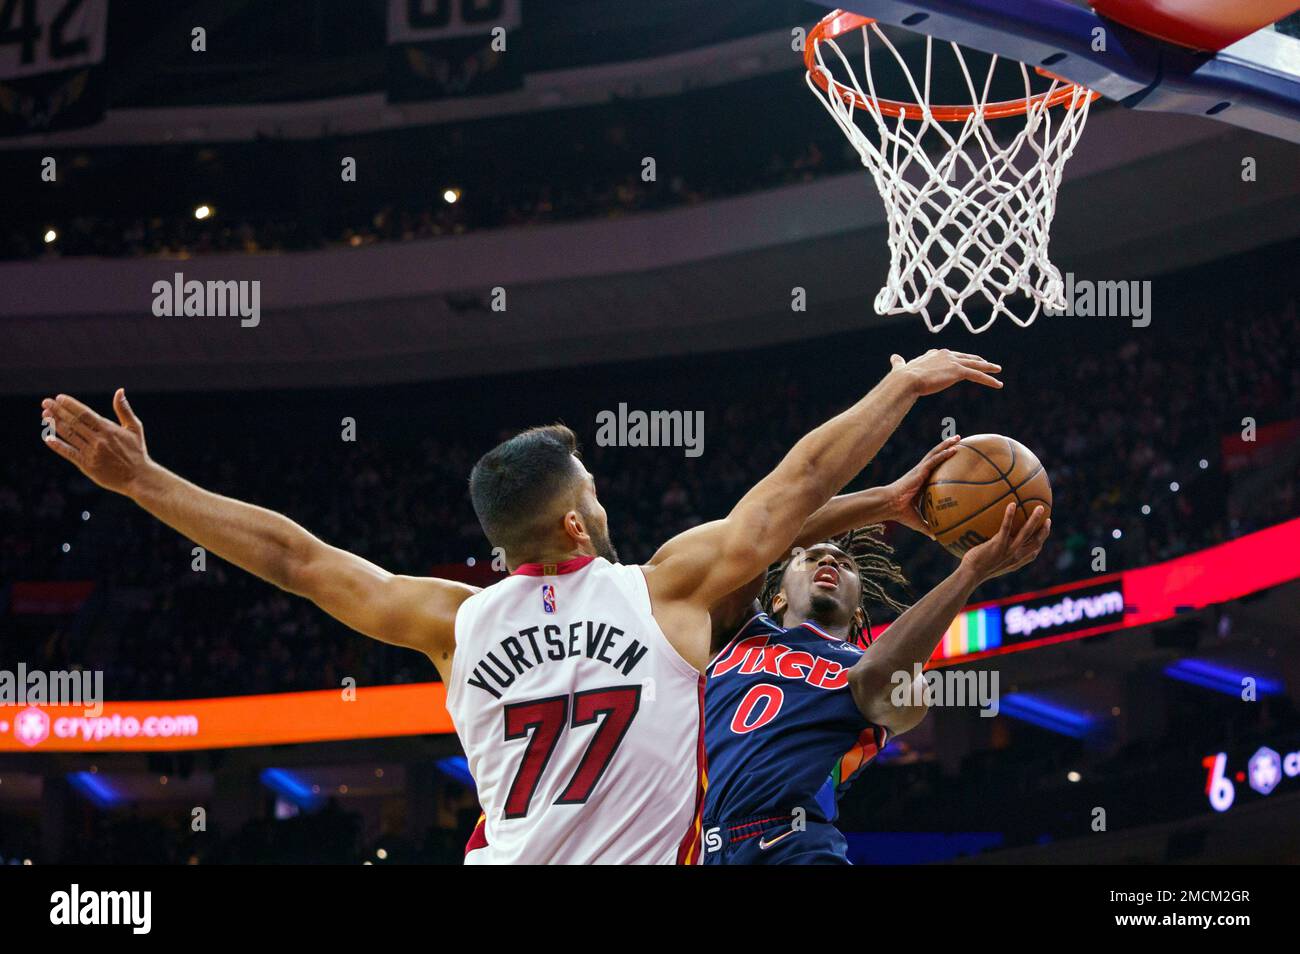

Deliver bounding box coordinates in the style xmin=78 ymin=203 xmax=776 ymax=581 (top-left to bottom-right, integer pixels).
xmin=848 ymin=503 xmax=1049 ymax=737
xmin=40 ymin=390 xmax=473 ymax=678
xmin=645 ymin=353 xmax=1000 ymax=646
xmin=789 ymin=435 xmax=961 ymax=546
xmin=688 ymin=436 xmax=964 ymax=645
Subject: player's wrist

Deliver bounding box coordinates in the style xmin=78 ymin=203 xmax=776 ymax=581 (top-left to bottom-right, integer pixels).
xmin=125 ymin=459 xmax=166 ymax=503
xmin=885 ymin=364 xmax=924 ymax=399
xmin=952 ymin=559 xmax=985 ymax=589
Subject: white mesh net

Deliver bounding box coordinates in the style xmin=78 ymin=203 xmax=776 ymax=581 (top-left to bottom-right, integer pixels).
xmin=806 ymin=20 xmax=1096 ymax=333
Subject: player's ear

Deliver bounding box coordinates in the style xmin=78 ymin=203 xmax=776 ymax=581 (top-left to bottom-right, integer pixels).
xmin=562 ymin=509 xmax=588 ymax=546
xmin=771 ymin=591 xmax=788 ymax=617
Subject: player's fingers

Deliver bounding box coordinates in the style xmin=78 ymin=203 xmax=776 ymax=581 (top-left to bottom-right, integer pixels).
xmin=42 ymin=432 xmax=83 ymax=464
xmin=923 ymin=435 xmax=962 ymax=461
xmin=955 ymin=357 xmax=1002 ymax=374
xmin=45 ymin=402 xmax=99 ymax=447
xmin=890 ymin=354 xmax=906 ymax=369
xmin=43 ymin=408 xmax=94 ymax=448
xmin=54 ymin=394 xmax=110 ymax=433
xmin=1012 ymin=506 xmax=1048 ymax=547
xmin=930 ymin=444 xmax=961 ymax=467
xmin=993 ymin=501 xmax=1016 ymax=542
xmin=959 ymin=366 xmax=1004 ymax=389
xmin=113 ymin=388 xmax=142 ymax=431
xmin=919 ymin=445 xmax=959 ymax=477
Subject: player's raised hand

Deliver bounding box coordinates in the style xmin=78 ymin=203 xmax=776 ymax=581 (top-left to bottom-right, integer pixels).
xmin=40 ymin=389 xmax=151 ymax=496
xmin=960 ymin=502 xmax=1050 ymax=582
xmin=883 ymin=435 xmax=962 ymax=538
xmin=889 ymin=349 xmax=1002 ymax=395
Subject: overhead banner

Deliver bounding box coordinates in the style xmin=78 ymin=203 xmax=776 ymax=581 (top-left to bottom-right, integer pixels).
xmin=3 ymin=520 xmax=1296 ymax=752
xmin=0 ymin=0 xmax=109 ymax=136
xmin=880 ymin=516 xmax=1300 ymax=666
xmin=386 ymin=0 xmax=522 ymax=102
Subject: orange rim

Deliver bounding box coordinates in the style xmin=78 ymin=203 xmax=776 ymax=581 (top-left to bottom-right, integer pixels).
xmin=804 ymin=9 xmax=1100 ymax=122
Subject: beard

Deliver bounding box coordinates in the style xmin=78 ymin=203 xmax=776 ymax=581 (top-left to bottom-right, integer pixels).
xmin=808 ymin=591 xmax=841 ymax=617
xmin=589 ymin=522 xmax=620 ymax=564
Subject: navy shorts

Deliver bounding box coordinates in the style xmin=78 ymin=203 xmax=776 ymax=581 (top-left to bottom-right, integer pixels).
xmin=701 ymin=814 xmax=851 ymax=865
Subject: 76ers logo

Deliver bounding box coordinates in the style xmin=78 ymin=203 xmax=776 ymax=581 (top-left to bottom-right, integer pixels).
xmin=541 ymin=584 xmax=557 ymax=614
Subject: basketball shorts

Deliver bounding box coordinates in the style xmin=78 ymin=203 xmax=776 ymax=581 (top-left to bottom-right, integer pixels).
xmin=700 ymin=814 xmax=851 ymax=865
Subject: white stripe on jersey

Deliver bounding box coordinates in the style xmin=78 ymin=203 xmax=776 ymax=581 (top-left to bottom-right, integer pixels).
xmin=447 ymin=556 xmax=702 ymax=864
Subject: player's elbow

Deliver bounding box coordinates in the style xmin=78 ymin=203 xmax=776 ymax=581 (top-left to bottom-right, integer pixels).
xmin=850 ymin=663 xmax=930 ymax=736
xmin=278 ymin=534 xmax=329 ymax=598
xmin=715 ymin=529 xmax=770 ymax=582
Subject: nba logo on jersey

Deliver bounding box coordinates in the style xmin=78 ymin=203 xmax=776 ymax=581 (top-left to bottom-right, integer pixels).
xmin=541 ymin=584 xmax=556 ymax=614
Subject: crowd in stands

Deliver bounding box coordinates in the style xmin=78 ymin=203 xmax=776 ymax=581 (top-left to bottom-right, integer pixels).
xmin=3 ymin=260 xmax=1297 ymax=700
xmin=3 ymin=10 xmax=1300 ymax=871
xmin=1 ymin=71 xmax=842 ymax=261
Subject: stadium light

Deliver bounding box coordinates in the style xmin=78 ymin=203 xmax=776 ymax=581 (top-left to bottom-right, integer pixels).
xmin=43 ymin=229 xmax=57 ymax=244
xmin=1164 ymin=659 xmax=1284 ymax=697
xmin=443 ymin=188 xmax=461 ymax=204
xmin=261 ymin=768 xmax=321 ymax=809
xmin=194 ymin=204 xmax=212 ymax=220
xmin=68 ymin=771 xmax=123 ymax=808
xmin=998 ymin=694 xmax=1098 ymax=739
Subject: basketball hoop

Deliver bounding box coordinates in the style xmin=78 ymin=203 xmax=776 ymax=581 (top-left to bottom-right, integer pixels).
xmin=804 ymin=10 xmax=1100 ymax=333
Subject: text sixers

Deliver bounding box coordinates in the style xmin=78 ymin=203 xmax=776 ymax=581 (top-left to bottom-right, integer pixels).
xmin=712 ymin=634 xmax=859 ymax=733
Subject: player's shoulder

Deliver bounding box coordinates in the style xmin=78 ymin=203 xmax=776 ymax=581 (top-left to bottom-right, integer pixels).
xmin=714 ymin=609 xmax=785 ymax=640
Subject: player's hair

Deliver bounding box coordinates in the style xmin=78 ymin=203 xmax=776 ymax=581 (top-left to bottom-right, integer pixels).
xmin=760 ymin=526 xmax=910 ymax=647
xmin=469 ymin=424 xmax=582 ymax=557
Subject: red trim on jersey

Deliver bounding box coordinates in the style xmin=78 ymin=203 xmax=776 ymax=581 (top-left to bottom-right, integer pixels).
xmin=800 ymin=620 xmax=848 ymax=644
xmin=730 ymin=821 xmax=786 ymax=844
xmin=727 ymin=816 xmax=786 ymax=833
xmin=707 ymin=612 xmax=764 ymax=674
xmin=676 ymin=674 xmax=708 ymax=865
xmin=510 ymin=555 xmax=597 ymax=577
xmin=464 ymin=812 xmax=489 ymax=857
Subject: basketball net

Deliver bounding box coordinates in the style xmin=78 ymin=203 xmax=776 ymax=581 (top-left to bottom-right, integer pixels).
xmin=805 ymin=15 xmax=1097 ymax=333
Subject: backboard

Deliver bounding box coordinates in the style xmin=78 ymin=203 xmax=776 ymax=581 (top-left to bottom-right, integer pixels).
xmin=812 ymin=1 xmax=1300 ymax=143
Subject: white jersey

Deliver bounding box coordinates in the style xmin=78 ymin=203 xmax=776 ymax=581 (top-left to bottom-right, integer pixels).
xmin=447 ymin=555 xmax=704 ymax=865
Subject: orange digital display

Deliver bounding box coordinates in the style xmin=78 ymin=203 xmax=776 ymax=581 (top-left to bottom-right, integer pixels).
xmin=0 ymin=682 xmax=455 ymax=753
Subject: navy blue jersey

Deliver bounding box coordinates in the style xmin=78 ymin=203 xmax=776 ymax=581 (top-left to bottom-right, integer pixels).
xmin=702 ymin=613 xmax=888 ymax=826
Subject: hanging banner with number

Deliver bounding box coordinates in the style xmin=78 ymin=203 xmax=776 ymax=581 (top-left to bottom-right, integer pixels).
xmin=386 ymin=0 xmax=522 ymax=102
xmin=0 ymin=0 xmax=108 ymax=136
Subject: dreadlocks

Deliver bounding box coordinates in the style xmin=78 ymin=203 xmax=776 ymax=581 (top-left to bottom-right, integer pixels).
xmin=759 ymin=525 xmax=910 ymax=648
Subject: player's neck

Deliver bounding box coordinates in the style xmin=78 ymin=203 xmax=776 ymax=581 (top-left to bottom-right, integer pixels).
xmin=797 ymin=615 xmax=852 ymax=639
xmin=511 ymin=543 xmax=593 ymax=571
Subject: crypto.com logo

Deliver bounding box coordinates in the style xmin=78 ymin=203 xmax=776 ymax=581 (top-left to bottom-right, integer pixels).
xmin=13 ymin=707 xmax=50 ymax=747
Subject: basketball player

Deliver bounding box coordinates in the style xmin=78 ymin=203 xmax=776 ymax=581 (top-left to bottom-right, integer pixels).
xmin=38 ymin=348 xmax=1001 ymax=864
xmin=695 ymin=501 xmax=1049 ymax=865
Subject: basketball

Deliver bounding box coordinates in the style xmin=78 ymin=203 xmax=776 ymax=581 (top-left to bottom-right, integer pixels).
xmin=920 ymin=434 xmax=1052 ymax=557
